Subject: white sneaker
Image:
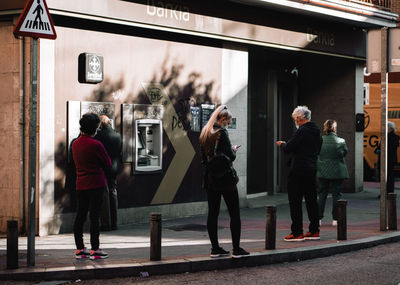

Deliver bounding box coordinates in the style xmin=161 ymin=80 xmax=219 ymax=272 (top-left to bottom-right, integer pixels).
xmin=332 ymin=220 xmax=337 ymax=226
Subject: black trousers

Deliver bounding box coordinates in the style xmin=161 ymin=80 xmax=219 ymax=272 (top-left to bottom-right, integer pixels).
xmin=206 ymin=183 xmax=241 ymax=250
xmin=101 ymin=179 xmax=118 ymax=230
xmin=287 ymin=172 xmax=319 ymax=235
xmin=74 ymin=187 xmax=105 ymax=251
xmin=388 ymin=164 xmax=395 ymax=194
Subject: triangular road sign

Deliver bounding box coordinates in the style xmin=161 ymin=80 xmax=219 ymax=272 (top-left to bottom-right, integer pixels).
xmin=13 ymin=0 xmax=57 ymax=39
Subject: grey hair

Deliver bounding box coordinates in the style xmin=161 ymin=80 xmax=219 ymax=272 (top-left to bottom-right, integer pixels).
xmin=292 ymin=105 xmax=311 ymax=121
xmin=388 ymin=121 xmax=396 ymax=132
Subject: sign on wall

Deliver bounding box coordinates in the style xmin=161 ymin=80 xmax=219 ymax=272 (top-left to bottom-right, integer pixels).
xmin=189 ymin=106 xmax=200 ymax=132
xmin=201 ymin=103 xmax=215 ymax=129
xmin=78 ymin=53 xmax=104 ymax=84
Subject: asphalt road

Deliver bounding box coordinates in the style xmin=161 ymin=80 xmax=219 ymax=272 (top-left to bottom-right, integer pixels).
xmin=4 ymin=241 xmax=400 ymax=285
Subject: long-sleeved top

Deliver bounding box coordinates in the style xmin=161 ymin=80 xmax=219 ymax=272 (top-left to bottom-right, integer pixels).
xmin=201 ymin=124 xmax=236 ymax=166
xmin=280 ymin=121 xmax=322 ymax=176
xmin=201 ymin=124 xmax=236 ymax=188
xmin=72 ymin=134 xmax=112 ymax=190
xmin=317 ymin=132 xmax=349 ymax=179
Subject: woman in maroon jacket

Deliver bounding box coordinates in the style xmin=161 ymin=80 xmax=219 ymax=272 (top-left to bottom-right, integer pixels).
xmin=72 ymin=113 xmax=111 ymax=260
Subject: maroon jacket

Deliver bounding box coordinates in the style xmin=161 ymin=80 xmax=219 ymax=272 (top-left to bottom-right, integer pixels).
xmin=72 ymin=134 xmax=112 ymax=190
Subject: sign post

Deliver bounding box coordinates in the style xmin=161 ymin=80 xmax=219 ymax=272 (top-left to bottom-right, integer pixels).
xmin=380 ymin=27 xmax=388 ymax=232
xmin=13 ymin=0 xmax=56 ymax=267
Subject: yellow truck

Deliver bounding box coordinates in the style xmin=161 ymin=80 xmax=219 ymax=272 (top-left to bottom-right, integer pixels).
xmin=363 ymin=79 xmax=400 ymax=180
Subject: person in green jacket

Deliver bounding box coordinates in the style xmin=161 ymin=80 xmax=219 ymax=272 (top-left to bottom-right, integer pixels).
xmin=317 ymin=120 xmax=349 ymax=226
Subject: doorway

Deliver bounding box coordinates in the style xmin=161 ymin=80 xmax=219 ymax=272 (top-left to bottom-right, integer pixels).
xmin=247 ymin=49 xmax=298 ymax=195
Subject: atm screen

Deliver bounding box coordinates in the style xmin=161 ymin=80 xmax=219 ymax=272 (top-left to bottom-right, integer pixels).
xmin=137 ymin=130 xmax=145 ymax=149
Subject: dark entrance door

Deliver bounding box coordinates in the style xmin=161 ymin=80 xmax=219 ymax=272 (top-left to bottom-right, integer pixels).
xmin=247 ymin=48 xmax=298 ymax=195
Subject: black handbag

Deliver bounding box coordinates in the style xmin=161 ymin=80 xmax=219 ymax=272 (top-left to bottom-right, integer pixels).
xmin=207 ymin=153 xmax=232 ymax=178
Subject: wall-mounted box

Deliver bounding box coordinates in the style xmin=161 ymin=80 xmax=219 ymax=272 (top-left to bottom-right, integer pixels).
xmin=78 ymin=53 xmax=104 ymax=84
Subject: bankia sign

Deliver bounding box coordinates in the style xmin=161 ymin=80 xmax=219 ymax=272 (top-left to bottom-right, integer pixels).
xmin=116 ymin=0 xmax=365 ymax=58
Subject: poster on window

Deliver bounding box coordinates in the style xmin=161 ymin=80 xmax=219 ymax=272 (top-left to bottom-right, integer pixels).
xmin=190 ymin=106 xmax=200 ymax=132
xmin=201 ymin=103 xmax=215 ymax=129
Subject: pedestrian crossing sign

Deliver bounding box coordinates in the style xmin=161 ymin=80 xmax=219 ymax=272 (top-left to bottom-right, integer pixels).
xmin=13 ymin=0 xmax=57 ymax=39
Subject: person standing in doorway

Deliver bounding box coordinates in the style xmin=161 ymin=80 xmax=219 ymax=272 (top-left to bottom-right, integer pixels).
xmin=317 ymin=120 xmax=349 ymax=226
xmin=276 ymin=105 xmax=322 ymax=241
xmin=95 ymin=115 xmax=122 ymax=231
xmin=387 ymin=121 xmax=400 ymax=194
xmin=199 ymin=105 xmax=249 ymax=258
xmin=72 ymin=113 xmax=111 ymax=260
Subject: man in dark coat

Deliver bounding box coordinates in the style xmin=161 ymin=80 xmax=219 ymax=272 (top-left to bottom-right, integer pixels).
xmin=387 ymin=121 xmax=399 ymax=194
xmin=95 ymin=115 xmax=122 ymax=231
xmin=277 ymin=106 xmax=322 ymax=242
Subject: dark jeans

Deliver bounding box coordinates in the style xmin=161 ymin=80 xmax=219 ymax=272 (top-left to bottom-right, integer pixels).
xmin=74 ymin=187 xmax=105 ymax=251
xmin=206 ymin=183 xmax=241 ymax=250
xmin=287 ymin=172 xmax=319 ymax=235
xmin=388 ymin=164 xmax=395 ymax=194
xmin=101 ymin=179 xmax=118 ymax=230
xmin=318 ymin=178 xmax=343 ymax=220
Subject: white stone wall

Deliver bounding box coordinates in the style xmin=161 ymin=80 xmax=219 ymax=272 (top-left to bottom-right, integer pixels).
xmin=39 ymin=39 xmax=56 ymax=236
xmin=221 ymin=47 xmax=248 ymax=204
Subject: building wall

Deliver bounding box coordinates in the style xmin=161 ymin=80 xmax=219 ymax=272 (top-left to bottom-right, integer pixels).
xmin=392 ymin=0 xmax=400 ymax=17
xmin=0 ymin=20 xmax=37 ymax=233
xmin=37 ymin=25 xmax=249 ymax=234
xmin=221 ymin=46 xmax=248 ymax=205
xmin=299 ymin=54 xmax=360 ymax=192
xmin=0 ymin=21 xmax=23 ymax=230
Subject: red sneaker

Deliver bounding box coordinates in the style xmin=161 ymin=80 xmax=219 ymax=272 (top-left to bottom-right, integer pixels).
xmin=304 ymin=232 xmax=320 ymax=240
xmin=284 ymin=233 xmax=305 ymax=242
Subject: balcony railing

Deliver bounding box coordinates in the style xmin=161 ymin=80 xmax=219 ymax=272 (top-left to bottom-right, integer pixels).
xmin=348 ymin=0 xmax=391 ymax=10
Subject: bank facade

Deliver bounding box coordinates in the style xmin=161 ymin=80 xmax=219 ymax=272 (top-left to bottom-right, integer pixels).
xmin=0 ymin=0 xmax=397 ymax=235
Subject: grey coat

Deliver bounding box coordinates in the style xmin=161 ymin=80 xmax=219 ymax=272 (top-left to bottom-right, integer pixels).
xmin=317 ymin=132 xmax=349 ymax=179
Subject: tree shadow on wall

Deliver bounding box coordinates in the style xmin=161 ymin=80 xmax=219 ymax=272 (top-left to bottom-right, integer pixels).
xmin=50 ymin=52 xmax=216 ymax=233
xmin=134 ymin=53 xmax=216 ymax=130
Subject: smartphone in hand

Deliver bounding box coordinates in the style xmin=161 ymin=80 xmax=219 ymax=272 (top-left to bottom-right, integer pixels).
xmin=233 ymin=145 xmax=241 ymax=151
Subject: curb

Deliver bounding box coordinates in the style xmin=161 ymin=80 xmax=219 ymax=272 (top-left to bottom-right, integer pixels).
xmin=1 ymin=231 xmax=400 ymax=281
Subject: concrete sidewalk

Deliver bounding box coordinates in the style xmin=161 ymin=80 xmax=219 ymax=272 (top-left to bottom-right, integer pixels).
xmin=0 ymin=184 xmax=399 ymax=281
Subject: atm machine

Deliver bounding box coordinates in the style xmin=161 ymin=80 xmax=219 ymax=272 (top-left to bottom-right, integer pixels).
xmin=135 ymin=119 xmax=163 ymax=172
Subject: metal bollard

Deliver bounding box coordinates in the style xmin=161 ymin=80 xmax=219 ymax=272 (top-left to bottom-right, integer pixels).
xmin=265 ymin=206 xmax=276 ymax=250
xmin=150 ymin=213 xmax=162 ymax=261
xmin=7 ymin=220 xmax=18 ymax=269
xmin=388 ymin=193 xmax=397 ymax=230
xmin=337 ymin=200 xmax=347 ymax=241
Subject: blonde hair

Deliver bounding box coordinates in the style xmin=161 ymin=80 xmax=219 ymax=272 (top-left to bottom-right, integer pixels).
xmin=199 ymin=105 xmax=232 ymax=154
xmin=323 ymin=119 xmax=337 ymax=135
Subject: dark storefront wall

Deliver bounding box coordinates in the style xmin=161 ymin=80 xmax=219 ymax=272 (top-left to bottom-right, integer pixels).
xmin=300 ymin=54 xmax=357 ymax=192
xmin=53 ymin=26 xmax=223 ymax=213
xmin=248 ymin=48 xmax=359 ymax=194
